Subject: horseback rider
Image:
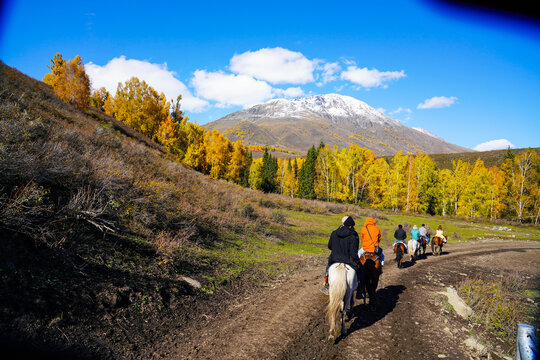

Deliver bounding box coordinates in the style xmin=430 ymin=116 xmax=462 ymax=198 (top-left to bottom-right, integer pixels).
xmin=411 ymin=225 xmax=421 ymax=244
xmin=392 ymin=224 xmax=407 ymax=253
xmin=321 ymin=216 xmax=361 ymax=295
xmin=419 ymin=223 xmax=429 ymax=244
xmin=435 ymin=225 xmax=447 ymax=243
xmin=357 ymin=217 xmax=383 ymax=300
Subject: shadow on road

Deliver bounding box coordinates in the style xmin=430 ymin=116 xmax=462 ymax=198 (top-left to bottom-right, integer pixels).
xmin=347 ymin=284 xmax=406 ymax=336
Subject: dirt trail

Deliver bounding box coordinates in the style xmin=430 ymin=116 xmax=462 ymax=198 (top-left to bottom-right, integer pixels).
xmin=175 ymin=241 xmax=540 ymax=359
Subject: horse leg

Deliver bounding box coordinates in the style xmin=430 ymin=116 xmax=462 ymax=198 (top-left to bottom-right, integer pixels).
xmin=341 ymin=308 xmax=347 ymax=336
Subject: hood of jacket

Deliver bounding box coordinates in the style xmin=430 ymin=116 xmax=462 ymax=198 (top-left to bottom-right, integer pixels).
xmin=336 ymin=225 xmax=354 ymax=238
xmin=364 ymin=217 xmax=376 ymax=227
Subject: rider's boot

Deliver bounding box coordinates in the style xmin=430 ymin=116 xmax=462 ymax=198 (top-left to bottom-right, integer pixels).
xmin=320 ymin=274 xmax=329 ymax=295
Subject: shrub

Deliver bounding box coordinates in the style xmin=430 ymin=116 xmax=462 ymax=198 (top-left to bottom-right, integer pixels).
xmin=270 ymin=209 xmax=287 ymax=224
xmin=458 ymin=274 xmax=529 ymax=347
xmin=239 ymin=203 xmax=257 ymax=220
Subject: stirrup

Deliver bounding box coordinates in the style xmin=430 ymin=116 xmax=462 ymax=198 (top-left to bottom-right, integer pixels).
xmin=320 ymin=286 xmax=329 ymax=295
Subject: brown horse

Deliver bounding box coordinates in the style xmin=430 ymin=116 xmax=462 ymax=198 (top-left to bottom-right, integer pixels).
xmin=419 ymin=236 xmax=428 ymax=256
xmin=359 ymin=252 xmax=382 ymax=310
xmin=393 ymin=242 xmax=406 ymax=268
xmin=431 ymin=236 xmax=448 ymax=256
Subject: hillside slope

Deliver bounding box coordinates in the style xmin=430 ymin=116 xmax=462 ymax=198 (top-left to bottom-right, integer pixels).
xmin=206 ymin=94 xmax=471 ymax=156
xmin=0 ymin=61 xmax=352 ymax=358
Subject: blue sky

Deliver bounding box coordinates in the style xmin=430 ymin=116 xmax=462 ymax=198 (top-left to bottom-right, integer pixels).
xmin=1 ymin=0 xmax=539 ymax=151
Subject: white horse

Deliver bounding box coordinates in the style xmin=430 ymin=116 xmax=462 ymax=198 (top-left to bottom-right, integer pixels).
xmin=407 ymin=239 xmax=420 ymax=262
xmin=327 ymin=263 xmax=357 ymax=341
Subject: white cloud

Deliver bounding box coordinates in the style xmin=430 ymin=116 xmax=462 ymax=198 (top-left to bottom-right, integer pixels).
xmin=340 ymin=66 xmax=406 ymax=88
xmin=230 ymin=47 xmax=316 ymax=84
xmin=191 ymin=70 xmax=275 ymax=108
xmin=417 ymin=96 xmax=458 ymax=109
xmin=273 ymin=87 xmax=304 ymax=98
xmin=317 ymin=62 xmax=341 ymax=86
xmin=474 ymin=139 xmax=515 ymax=152
xmin=85 ymin=56 xmax=208 ymax=112
xmin=389 ymin=107 xmax=412 ymax=115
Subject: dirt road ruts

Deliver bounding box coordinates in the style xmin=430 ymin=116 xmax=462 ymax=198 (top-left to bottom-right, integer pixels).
xmin=175 ymin=240 xmax=540 ymax=359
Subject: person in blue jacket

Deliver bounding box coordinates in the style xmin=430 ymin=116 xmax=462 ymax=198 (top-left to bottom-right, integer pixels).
xmin=411 ymin=225 xmax=421 ymax=245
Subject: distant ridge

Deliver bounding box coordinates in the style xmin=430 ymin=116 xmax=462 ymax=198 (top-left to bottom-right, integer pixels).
xmin=428 ymin=147 xmax=540 ymax=169
xmin=206 ymin=94 xmax=471 ymax=156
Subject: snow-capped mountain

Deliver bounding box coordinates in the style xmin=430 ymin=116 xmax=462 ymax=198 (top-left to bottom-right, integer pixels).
xmin=206 ymin=94 xmax=470 ymax=155
xmin=253 ymin=94 xmax=399 ymax=126
xmin=412 ymin=127 xmax=443 ymax=141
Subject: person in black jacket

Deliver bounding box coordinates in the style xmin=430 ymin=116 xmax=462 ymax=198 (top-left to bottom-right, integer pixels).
xmin=321 ymin=215 xmax=363 ymax=295
xmin=394 ymin=224 xmax=407 ymax=241
xmin=393 ymin=224 xmax=408 ymax=253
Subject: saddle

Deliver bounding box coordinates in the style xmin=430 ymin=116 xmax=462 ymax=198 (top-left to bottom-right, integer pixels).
xmin=393 ymin=241 xmax=407 ymax=254
xmin=359 ymin=252 xmax=380 ymax=265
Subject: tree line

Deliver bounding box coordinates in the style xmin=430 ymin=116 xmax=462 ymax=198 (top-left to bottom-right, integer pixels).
xmin=44 ymin=53 xmax=540 ymax=223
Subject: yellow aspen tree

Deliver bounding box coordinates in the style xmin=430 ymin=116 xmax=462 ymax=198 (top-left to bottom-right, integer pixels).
xmin=436 ymin=168 xmax=453 ymax=216
xmin=44 ymin=54 xmax=91 ymax=110
xmin=462 ymin=159 xmax=490 ymax=218
xmin=404 ymin=155 xmax=419 ymax=213
xmin=276 ymin=158 xmax=287 ymax=195
xmin=157 ymin=114 xmax=182 ymax=156
xmin=103 ymin=96 xmax=114 ymax=116
xmin=90 ymin=87 xmax=110 ymax=111
xmin=505 ymin=149 xmax=539 ymax=222
xmin=353 ymin=148 xmax=375 ymax=204
xmin=113 ymin=77 xmax=169 ymax=140
xmin=532 ymin=186 xmax=540 ymax=224
xmin=389 ymin=152 xmax=408 ymax=211
xmin=451 ymin=160 xmax=471 ymax=216
xmin=43 ymin=52 xmax=65 ymax=86
xmin=334 ymin=148 xmax=352 ymax=202
xmin=248 ymin=158 xmax=263 ymax=190
xmin=415 ymin=153 xmax=437 ymax=214
xmin=183 ymin=123 xmax=207 ymax=172
xmin=226 ymin=141 xmax=247 ymax=184
xmin=488 ymin=166 xmax=507 ymax=219
xmin=204 ymin=130 xmax=233 ymax=179
xmin=315 ymin=146 xmax=333 ymax=201
xmin=283 ymin=159 xmax=295 ymax=198
xmin=367 ymin=158 xmax=390 ymax=208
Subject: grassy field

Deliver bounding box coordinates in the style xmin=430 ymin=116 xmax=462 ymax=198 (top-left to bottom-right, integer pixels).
xmin=185 ymin=208 xmax=540 ymax=294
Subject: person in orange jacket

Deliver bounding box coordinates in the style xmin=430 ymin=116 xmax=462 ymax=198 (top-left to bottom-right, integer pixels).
xmin=359 ymin=217 xmax=385 ymax=265
xmin=356 ymin=217 xmax=384 ymax=299
xmin=361 ymin=217 xmax=381 ymax=252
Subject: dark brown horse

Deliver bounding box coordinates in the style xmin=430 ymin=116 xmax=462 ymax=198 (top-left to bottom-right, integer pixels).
xmin=359 ymin=252 xmax=382 ymax=310
xmin=393 ymin=242 xmax=406 ymax=268
xmin=419 ymin=235 xmax=428 ymax=256
xmin=431 ymin=236 xmax=447 ymax=256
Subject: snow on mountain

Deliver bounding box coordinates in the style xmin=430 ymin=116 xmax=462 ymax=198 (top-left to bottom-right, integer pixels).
xmin=412 ymin=127 xmax=443 ymax=140
xmin=251 ymin=94 xmax=401 ymax=126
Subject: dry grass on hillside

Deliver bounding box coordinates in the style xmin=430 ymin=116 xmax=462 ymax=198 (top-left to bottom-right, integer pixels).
xmin=0 ymin=61 xmax=355 ymax=259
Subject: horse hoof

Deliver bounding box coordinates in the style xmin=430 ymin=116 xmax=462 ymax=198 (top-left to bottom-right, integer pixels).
xmin=328 ymin=335 xmax=335 ymax=342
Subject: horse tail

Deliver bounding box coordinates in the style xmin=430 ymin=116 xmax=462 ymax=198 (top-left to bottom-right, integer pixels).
xmin=327 ymin=263 xmax=347 ymax=338
xmin=407 ymin=240 xmax=414 ymax=254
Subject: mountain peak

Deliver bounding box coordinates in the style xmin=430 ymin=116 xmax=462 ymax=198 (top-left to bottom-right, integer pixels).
xmin=206 ymin=94 xmax=471 ymax=155
xmin=257 ymin=93 xmax=399 ymax=126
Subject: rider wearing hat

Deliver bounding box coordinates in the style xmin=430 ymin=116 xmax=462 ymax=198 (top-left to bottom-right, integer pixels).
xmin=321 ymin=216 xmax=361 ymax=295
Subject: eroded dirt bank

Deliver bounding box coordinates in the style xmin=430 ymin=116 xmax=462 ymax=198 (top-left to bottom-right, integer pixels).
xmin=175 ymin=240 xmax=540 ymax=360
